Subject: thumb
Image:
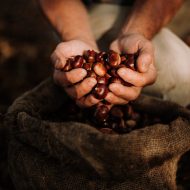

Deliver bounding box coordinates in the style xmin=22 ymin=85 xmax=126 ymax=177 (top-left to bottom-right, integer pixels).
xmin=136 ymin=53 xmax=152 ymax=73
xmin=109 ymin=40 xmax=121 ymax=53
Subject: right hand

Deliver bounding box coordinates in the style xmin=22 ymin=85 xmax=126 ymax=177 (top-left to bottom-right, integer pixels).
xmin=51 ymin=39 xmax=100 ymax=107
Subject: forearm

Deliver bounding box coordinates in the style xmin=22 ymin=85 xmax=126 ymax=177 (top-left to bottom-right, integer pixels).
xmin=39 ymin=0 xmax=97 ymax=48
xmin=121 ymin=0 xmax=184 ymax=39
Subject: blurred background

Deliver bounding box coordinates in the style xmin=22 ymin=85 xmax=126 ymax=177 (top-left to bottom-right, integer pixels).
xmin=0 ymin=0 xmax=190 ymax=112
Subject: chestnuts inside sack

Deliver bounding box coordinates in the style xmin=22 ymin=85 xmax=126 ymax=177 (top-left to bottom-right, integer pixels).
xmin=62 ymin=50 xmax=138 ymax=134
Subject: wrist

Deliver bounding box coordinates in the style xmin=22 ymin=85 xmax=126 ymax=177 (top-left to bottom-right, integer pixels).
xmin=61 ymin=35 xmax=98 ymax=51
xmin=120 ymin=28 xmax=150 ymax=39
xmin=120 ymin=17 xmax=154 ymax=40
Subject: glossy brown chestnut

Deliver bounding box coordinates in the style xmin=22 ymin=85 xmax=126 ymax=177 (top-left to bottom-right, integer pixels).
xmin=120 ymin=54 xmax=127 ymax=63
xmin=109 ymin=69 xmax=119 ymax=78
xmin=72 ymin=55 xmax=84 ymax=68
xmin=105 ymin=73 xmax=111 ymax=80
xmin=108 ymin=50 xmax=121 ymax=68
xmin=125 ymin=54 xmax=136 ymax=70
xmin=93 ymin=62 xmax=107 ymax=76
xmin=96 ymin=51 xmax=108 ymax=63
xmin=125 ymin=120 xmax=137 ymax=128
xmin=84 ymin=50 xmax=96 ymax=63
xmin=110 ymin=106 xmax=124 ymax=118
xmin=92 ymin=84 xmax=108 ymax=99
xmin=94 ymin=104 xmax=109 ymax=122
xmin=96 ymin=51 xmax=105 ymax=62
xmin=119 ymin=118 xmax=126 ymax=129
xmin=63 ymin=58 xmax=73 ymax=71
xmin=87 ymin=70 xmax=97 ymax=78
xmin=97 ymin=76 xmax=108 ymax=85
xmin=123 ymin=105 xmax=134 ymax=119
xmin=83 ymin=62 xmax=93 ymax=71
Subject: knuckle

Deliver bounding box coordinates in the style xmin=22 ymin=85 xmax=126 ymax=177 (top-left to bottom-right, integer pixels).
xmin=145 ymin=54 xmax=153 ymax=64
xmin=65 ymin=72 xmax=74 ymax=84
xmin=116 ymin=87 xmax=123 ymax=96
xmin=89 ymin=95 xmax=96 ymax=104
xmin=139 ymin=76 xmax=147 ymax=86
xmin=131 ymin=89 xmax=140 ymax=101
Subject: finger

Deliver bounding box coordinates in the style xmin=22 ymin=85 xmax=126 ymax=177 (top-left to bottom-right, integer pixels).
xmin=76 ymin=94 xmax=100 ymax=108
xmin=109 ymin=40 xmax=121 ymax=53
xmin=109 ymin=83 xmax=141 ymax=101
xmin=104 ymin=92 xmax=128 ymax=105
xmin=65 ymin=77 xmax=97 ymax=99
xmin=136 ymin=41 xmax=154 ymax=73
xmin=51 ymin=49 xmax=67 ymax=69
xmin=117 ymin=67 xmax=157 ymax=87
xmin=53 ymin=69 xmax=87 ymax=87
xmin=119 ymin=35 xmax=140 ymax=54
xmin=54 ymin=41 xmax=97 ymax=58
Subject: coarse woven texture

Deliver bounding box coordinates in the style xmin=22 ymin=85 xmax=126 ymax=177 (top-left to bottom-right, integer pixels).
xmin=5 ymin=78 xmax=190 ymax=190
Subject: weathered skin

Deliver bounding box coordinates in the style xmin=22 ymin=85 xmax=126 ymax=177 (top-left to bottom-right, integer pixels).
xmin=38 ymin=0 xmax=183 ymax=107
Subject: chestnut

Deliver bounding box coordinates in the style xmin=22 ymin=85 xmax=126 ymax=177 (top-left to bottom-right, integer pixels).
xmin=87 ymin=70 xmax=97 ymax=78
xmin=84 ymin=50 xmax=96 ymax=63
xmin=94 ymin=104 xmax=109 ymax=122
xmin=125 ymin=120 xmax=137 ymax=128
xmin=92 ymin=84 xmax=108 ymax=99
xmin=123 ymin=105 xmax=132 ymax=117
xmin=96 ymin=51 xmax=109 ymax=63
xmin=109 ymin=69 xmax=119 ymax=78
xmin=83 ymin=62 xmax=93 ymax=71
xmin=97 ymin=76 xmax=108 ymax=85
xmin=108 ymin=50 xmax=121 ymax=68
xmin=63 ymin=58 xmax=73 ymax=71
xmin=120 ymin=54 xmax=127 ymax=63
xmin=125 ymin=54 xmax=136 ymax=70
xmin=72 ymin=55 xmax=84 ymax=68
xmin=96 ymin=51 xmax=106 ymax=62
xmin=119 ymin=118 xmax=126 ymax=129
xmin=93 ymin=62 xmax=107 ymax=76
xmin=110 ymin=106 xmax=124 ymax=118
xmin=105 ymin=73 xmax=111 ymax=80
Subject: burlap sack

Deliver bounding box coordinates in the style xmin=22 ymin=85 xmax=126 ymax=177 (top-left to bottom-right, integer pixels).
xmin=0 ymin=109 xmax=15 ymax=190
xmin=6 ymin=78 xmax=190 ymax=190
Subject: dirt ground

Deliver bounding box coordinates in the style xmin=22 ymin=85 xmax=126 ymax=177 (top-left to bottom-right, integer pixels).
xmin=0 ymin=0 xmax=189 ymax=189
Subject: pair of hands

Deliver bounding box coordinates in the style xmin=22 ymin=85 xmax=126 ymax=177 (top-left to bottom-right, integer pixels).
xmin=51 ymin=34 xmax=157 ymax=107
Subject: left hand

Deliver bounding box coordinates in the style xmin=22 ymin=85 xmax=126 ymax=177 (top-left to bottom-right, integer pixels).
xmin=105 ymin=33 xmax=157 ymax=105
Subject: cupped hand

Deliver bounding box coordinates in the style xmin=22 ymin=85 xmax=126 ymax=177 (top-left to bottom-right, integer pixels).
xmin=51 ymin=39 xmax=100 ymax=107
xmin=106 ymin=33 xmax=157 ymax=105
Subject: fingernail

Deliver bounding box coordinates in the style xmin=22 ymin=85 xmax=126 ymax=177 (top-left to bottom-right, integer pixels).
xmin=80 ymin=69 xmax=87 ymax=78
xmin=118 ymin=68 xmax=127 ymax=76
xmin=89 ymin=78 xmax=97 ymax=86
xmin=109 ymin=83 xmax=117 ymax=91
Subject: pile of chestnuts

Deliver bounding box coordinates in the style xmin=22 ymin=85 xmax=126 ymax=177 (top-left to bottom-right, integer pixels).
xmin=63 ymin=50 xmax=137 ymax=99
xmin=62 ymin=50 xmax=140 ymax=134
